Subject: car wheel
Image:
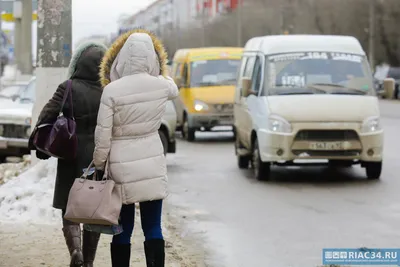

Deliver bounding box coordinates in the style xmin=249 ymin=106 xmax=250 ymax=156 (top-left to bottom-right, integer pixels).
xmin=158 ymin=130 xmax=168 ymax=155
xmin=365 ymin=161 xmax=382 ymax=180
xmin=252 ymin=138 xmax=271 ymax=181
xmin=182 ymin=115 xmax=195 ymax=142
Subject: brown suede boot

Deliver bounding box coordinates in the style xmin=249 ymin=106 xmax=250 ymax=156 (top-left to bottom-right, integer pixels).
xmin=82 ymin=230 xmax=100 ymax=267
xmin=62 ymin=220 xmax=84 ymax=267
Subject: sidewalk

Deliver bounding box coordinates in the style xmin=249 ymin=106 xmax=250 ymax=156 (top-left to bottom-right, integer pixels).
xmin=0 ymin=206 xmax=206 ymax=267
xmin=0 ymin=158 xmax=206 ymax=267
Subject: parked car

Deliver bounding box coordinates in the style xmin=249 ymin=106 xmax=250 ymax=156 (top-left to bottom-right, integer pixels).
xmin=234 ymin=35 xmax=383 ymax=180
xmin=0 ymin=77 xmax=177 ymax=160
xmin=0 ymin=83 xmax=29 ymax=100
xmin=0 ymin=78 xmax=35 ymax=160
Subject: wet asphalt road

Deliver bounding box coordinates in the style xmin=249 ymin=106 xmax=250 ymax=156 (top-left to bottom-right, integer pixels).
xmin=166 ymin=100 xmax=400 ymax=267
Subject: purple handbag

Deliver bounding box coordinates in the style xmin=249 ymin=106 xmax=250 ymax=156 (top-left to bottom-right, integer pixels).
xmin=32 ymin=80 xmax=77 ymax=160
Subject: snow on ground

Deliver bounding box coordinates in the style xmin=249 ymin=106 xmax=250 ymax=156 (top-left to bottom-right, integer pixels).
xmin=0 ymin=155 xmax=31 ymax=185
xmin=0 ymin=158 xmax=61 ymax=224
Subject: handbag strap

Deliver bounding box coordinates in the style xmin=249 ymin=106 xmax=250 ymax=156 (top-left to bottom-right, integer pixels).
xmin=81 ymin=160 xmax=110 ymax=181
xmin=60 ymin=80 xmax=74 ymax=118
xmin=82 ymin=160 xmax=95 ymax=179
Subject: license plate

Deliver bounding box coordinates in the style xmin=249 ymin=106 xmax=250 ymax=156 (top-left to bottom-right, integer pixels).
xmin=309 ymin=142 xmax=344 ymax=150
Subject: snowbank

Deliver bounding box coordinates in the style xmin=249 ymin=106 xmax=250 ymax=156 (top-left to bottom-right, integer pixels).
xmin=0 ymin=158 xmax=61 ymax=224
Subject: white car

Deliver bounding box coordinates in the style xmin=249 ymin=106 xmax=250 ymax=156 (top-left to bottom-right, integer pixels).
xmin=0 ymin=77 xmax=177 ymax=160
xmin=0 ymin=79 xmax=34 ymax=161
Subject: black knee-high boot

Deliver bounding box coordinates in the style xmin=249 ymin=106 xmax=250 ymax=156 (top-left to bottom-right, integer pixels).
xmin=144 ymin=239 xmax=165 ymax=267
xmin=110 ymin=243 xmax=131 ymax=267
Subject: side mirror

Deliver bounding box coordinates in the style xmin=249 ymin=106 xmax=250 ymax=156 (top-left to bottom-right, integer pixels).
xmin=241 ymin=78 xmax=254 ymax=97
xmin=383 ymin=78 xmax=395 ymax=99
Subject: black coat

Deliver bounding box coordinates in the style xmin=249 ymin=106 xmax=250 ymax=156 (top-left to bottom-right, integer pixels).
xmin=29 ymin=44 xmax=106 ymax=210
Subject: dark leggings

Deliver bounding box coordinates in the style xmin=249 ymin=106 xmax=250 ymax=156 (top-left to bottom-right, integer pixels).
xmin=112 ymin=200 xmax=163 ymax=245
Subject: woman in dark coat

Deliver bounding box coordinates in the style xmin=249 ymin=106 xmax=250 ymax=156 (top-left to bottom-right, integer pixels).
xmin=29 ymin=42 xmax=107 ymax=267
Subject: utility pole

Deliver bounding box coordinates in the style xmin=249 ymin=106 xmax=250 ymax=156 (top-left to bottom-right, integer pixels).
xmin=32 ymin=0 xmax=72 ymax=163
xmin=236 ymin=0 xmax=242 ymax=46
xmin=13 ymin=0 xmax=23 ymax=72
xmin=20 ymin=0 xmax=33 ymax=74
xmin=368 ymin=0 xmax=375 ymax=70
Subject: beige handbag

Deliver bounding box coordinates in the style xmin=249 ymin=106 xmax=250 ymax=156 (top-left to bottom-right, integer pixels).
xmin=64 ymin=160 xmax=122 ymax=225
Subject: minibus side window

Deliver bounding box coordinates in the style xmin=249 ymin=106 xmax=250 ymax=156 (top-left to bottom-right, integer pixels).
xmin=175 ymin=63 xmax=182 ymax=78
xmin=244 ymin=56 xmax=256 ymax=79
xmin=251 ymin=57 xmax=262 ymax=95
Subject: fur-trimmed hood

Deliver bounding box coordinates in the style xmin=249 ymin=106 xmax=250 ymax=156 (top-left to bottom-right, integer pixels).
xmin=99 ymin=29 xmax=168 ymax=88
xmin=67 ymin=42 xmax=107 ymax=82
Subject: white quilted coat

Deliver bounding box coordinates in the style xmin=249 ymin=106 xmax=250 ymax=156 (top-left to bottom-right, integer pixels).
xmin=93 ymin=33 xmax=178 ymax=204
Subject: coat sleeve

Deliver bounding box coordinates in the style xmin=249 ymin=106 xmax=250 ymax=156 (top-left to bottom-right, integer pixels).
xmin=28 ymin=81 xmax=67 ymax=155
xmin=93 ymin=87 xmax=114 ymax=171
xmin=159 ymin=75 xmax=178 ymax=100
xmin=36 ymin=82 xmax=67 ymax=125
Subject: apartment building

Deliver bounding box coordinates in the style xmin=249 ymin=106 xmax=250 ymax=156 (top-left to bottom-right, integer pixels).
xmin=118 ymin=0 xmax=240 ymax=35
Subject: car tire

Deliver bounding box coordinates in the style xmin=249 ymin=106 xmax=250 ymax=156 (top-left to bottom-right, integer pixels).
xmin=365 ymin=161 xmax=382 ymax=180
xmin=182 ymin=115 xmax=195 ymax=142
xmin=252 ymin=138 xmax=271 ymax=181
xmin=158 ymin=130 xmax=168 ymax=156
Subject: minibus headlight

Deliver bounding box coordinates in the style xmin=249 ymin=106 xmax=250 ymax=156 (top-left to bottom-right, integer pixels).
xmin=361 ymin=116 xmax=381 ymax=133
xmin=268 ymin=115 xmax=292 ymax=133
xmin=194 ymin=100 xmax=209 ymax=111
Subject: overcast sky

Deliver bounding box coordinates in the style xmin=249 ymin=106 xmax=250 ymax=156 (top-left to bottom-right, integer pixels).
xmin=72 ymin=0 xmax=154 ymax=45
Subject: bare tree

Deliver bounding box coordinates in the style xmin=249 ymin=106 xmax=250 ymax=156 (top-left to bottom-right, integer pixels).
xmin=158 ymin=0 xmax=400 ymax=65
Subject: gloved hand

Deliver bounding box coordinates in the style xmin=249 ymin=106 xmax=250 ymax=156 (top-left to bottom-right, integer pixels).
xmin=36 ymin=150 xmax=50 ymax=160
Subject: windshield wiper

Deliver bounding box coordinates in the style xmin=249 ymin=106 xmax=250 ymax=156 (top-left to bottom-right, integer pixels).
xmin=196 ymin=82 xmax=218 ymax=87
xmin=19 ymin=97 xmax=33 ymax=102
xmin=309 ymin=83 xmax=367 ymax=95
xmin=310 ymin=83 xmax=346 ymax=88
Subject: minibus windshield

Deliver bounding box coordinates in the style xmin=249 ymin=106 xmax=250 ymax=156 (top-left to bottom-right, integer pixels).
xmin=190 ymin=59 xmax=241 ymax=87
xmin=266 ymin=52 xmax=374 ymax=95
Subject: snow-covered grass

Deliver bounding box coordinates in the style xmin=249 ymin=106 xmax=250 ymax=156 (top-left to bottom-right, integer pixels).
xmin=0 ymin=155 xmax=31 ymax=185
xmin=0 ymin=158 xmax=61 ymax=224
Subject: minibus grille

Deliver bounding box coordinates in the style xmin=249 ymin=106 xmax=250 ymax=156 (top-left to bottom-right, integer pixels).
xmin=294 ymin=130 xmax=359 ymax=141
xmin=211 ymin=103 xmax=233 ymax=113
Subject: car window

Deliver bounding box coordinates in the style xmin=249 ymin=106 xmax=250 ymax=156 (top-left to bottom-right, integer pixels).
xmin=0 ymin=85 xmax=23 ymax=98
xmin=251 ymin=57 xmax=262 ymax=94
xmin=174 ymin=63 xmax=182 ymax=78
xmin=19 ymin=79 xmax=36 ymax=103
xmin=189 ymin=59 xmax=241 ymax=87
xmin=266 ymin=52 xmax=374 ymax=95
xmin=243 ymin=56 xmax=256 ymax=78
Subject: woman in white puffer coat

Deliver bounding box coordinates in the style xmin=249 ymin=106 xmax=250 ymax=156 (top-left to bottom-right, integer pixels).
xmin=93 ymin=29 xmax=178 ymax=267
